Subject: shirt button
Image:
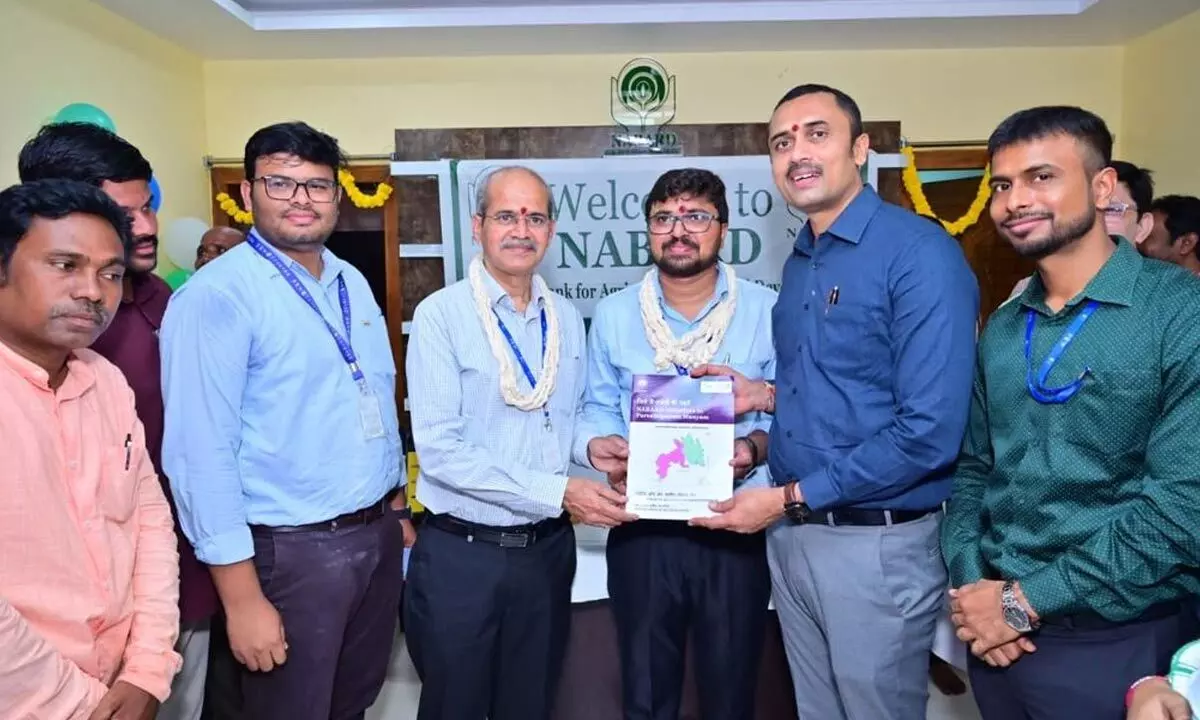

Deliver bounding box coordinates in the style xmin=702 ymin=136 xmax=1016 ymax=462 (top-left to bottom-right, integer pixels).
xmin=803 ymin=303 xmax=809 ymax=310
xmin=791 ymin=388 xmax=797 ymax=394
xmin=786 ymin=431 xmax=793 ymax=439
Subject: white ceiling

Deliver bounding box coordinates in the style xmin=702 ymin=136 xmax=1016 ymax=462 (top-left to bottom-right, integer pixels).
xmin=89 ymin=0 xmax=1200 ymax=58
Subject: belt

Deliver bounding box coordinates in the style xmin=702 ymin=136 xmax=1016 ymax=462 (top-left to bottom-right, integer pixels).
xmin=1040 ymin=600 xmax=1182 ymax=631
xmin=249 ymin=499 xmax=388 ymax=534
xmin=426 ymin=512 xmax=568 ymax=549
xmin=804 ymin=507 xmax=938 ymax=527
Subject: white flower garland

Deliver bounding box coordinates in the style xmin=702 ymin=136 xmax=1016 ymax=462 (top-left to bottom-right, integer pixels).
xmin=639 ymin=263 xmax=738 ymax=371
xmin=468 ymin=255 xmax=561 ymax=411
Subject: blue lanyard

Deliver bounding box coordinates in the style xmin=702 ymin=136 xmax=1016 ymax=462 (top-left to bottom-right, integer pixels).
xmin=247 ymin=231 xmax=365 ymax=385
xmin=673 ymin=364 xmax=688 ymax=376
xmin=493 ymin=307 xmax=547 ymax=391
xmin=1024 ymin=301 xmax=1098 ymax=404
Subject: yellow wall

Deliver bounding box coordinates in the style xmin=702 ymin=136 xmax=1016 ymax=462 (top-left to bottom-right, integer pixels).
xmin=0 ymin=0 xmax=210 ymax=235
xmin=1122 ymin=9 xmax=1200 ymax=196
xmin=204 ymin=46 xmax=1124 ymax=159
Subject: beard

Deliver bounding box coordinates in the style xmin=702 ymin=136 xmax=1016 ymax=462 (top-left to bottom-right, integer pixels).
xmin=1002 ymin=205 xmax=1097 ymax=260
xmin=653 ymin=237 xmax=720 ymax=278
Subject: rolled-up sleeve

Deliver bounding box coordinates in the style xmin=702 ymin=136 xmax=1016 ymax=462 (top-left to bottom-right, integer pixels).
xmin=161 ymin=285 xmax=254 ymax=565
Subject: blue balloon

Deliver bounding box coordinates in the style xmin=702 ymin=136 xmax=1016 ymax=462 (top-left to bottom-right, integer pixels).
xmin=149 ymin=176 xmax=162 ymax=212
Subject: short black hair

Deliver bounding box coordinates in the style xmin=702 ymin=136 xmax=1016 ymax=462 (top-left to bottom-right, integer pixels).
xmin=774 ymin=83 xmax=864 ymax=140
xmin=987 ymin=106 xmax=1113 ymax=173
xmin=644 ymin=168 xmax=730 ymax=224
xmin=1151 ymin=195 xmax=1200 ymax=251
xmin=18 ymin=123 xmax=153 ymax=186
xmin=243 ymin=122 xmax=345 ymax=181
xmin=0 ymin=179 xmax=133 ymax=277
xmin=1109 ymin=160 xmax=1154 ymax=216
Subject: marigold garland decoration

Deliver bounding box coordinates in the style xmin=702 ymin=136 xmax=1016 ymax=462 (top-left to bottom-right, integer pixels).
xmin=901 ymin=146 xmax=992 ymax=236
xmin=214 ymin=169 xmax=394 ymax=224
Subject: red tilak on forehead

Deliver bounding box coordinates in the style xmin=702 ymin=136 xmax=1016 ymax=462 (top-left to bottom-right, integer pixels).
xmin=792 ymin=124 xmax=799 ymax=132
xmin=677 ymin=204 xmax=686 ymax=213
xmin=520 ymin=207 xmax=527 ymax=215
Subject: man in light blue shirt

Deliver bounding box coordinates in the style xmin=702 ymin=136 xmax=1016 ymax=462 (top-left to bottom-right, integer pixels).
xmin=577 ymin=168 xmax=776 ymax=720
xmin=404 ymin=165 xmax=635 ymax=720
xmin=160 ymin=122 xmax=408 ymax=720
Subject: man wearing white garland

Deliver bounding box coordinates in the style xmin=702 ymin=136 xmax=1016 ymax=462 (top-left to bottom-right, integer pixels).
xmin=405 ymin=165 xmax=636 ymax=720
xmin=576 ymin=168 xmax=777 ymax=720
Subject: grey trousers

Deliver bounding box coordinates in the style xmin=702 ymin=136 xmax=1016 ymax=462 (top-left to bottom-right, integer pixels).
xmin=766 ymin=511 xmax=946 ymax=720
xmin=158 ymin=620 xmax=211 ymax=720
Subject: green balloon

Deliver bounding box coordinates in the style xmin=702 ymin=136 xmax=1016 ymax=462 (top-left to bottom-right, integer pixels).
xmin=164 ymin=268 xmax=192 ymax=290
xmin=51 ymin=103 xmax=116 ymax=132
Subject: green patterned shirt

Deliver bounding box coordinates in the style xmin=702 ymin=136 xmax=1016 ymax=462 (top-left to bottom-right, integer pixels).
xmin=942 ymin=239 xmax=1200 ymax=621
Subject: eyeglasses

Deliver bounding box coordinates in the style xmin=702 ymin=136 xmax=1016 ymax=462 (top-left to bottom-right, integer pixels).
xmin=255 ymin=175 xmax=339 ymax=203
xmin=648 ymin=211 xmax=716 ymax=235
xmin=1103 ymin=202 xmax=1132 ymax=217
xmin=482 ymin=211 xmax=552 ymax=229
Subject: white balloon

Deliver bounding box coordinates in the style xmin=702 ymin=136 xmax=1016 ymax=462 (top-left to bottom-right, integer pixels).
xmin=162 ymin=217 xmax=210 ymax=270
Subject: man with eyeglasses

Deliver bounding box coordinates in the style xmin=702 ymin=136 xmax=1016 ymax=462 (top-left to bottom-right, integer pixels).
xmin=161 ymin=121 xmax=411 ymax=719
xmin=404 ymin=165 xmax=634 ymax=720
xmin=1008 ymin=160 xmax=1154 ymax=299
xmin=575 ymin=168 xmax=776 ymax=720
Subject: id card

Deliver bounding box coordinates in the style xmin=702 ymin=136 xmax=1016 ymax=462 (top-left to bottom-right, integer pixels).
xmin=358 ymin=388 xmax=387 ymax=440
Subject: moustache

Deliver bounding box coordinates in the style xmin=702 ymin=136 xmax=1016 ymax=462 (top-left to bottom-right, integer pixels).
xmin=500 ymin=238 xmax=537 ymax=251
xmin=664 ymin=238 xmax=699 ymax=251
xmin=133 ymin=235 xmax=158 ymax=247
xmin=51 ymin=303 xmax=107 ymax=326
xmin=1003 ymin=211 xmax=1053 ymax=228
xmin=787 ymin=162 xmax=823 ymax=177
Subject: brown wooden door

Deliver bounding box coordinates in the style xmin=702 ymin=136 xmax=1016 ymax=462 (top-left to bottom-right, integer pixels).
xmin=898 ymin=148 xmax=1035 ymax=326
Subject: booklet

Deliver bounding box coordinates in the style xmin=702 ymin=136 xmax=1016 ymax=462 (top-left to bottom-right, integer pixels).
xmin=625 ymin=374 xmax=735 ymax=520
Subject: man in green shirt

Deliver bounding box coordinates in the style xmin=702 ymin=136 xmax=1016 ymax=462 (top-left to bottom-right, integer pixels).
xmin=942 ymin=105 xmax=1200 ymax=720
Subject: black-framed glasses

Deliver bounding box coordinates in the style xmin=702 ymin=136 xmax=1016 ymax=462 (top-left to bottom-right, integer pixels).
xmin=482 ymin=210 xmax=552 ymax=229
xmin=255 ymin=175 xmax=339 ymax=203
xmin=648 ymin=211 xmax=716 ymax=235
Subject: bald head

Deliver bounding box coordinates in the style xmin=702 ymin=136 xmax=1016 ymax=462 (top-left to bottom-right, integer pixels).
xmin=475 ymin=166 xmax=554 ymax=220
xmin=196 ymin=226 xmax=245 ymax=270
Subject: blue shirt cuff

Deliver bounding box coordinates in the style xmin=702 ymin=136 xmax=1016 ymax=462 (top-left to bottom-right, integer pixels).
xmin=798 ymin=469 xmax=839 ymax=512
xmin=195 ymin=526 xmax=255 ymax=566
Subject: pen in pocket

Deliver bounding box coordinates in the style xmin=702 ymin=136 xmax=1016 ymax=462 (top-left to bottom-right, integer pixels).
xmin=124 ymin=434 xmax=132 ymax=471
xmin=826 ymin=286 xmax=840 ymax=306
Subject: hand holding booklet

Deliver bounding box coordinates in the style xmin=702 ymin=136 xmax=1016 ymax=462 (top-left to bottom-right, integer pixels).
xmin=625 ymin=373 xmax=735 ymax=521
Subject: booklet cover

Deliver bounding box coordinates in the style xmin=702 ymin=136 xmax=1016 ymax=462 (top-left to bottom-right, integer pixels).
xmin=626 ymin=374 xmax=735 ymax=520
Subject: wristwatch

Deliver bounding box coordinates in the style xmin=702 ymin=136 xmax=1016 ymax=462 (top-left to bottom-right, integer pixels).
xmin=782 ymin=481 xmax=812 ymax=523
xmin=1001 ymin=580 xmax=1038 ymax=633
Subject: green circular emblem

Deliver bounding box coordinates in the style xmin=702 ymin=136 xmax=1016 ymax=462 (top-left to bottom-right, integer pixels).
xmin=618 ymin=60 xmax=669 ymax=114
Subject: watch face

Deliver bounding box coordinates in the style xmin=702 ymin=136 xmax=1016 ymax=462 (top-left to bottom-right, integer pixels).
xmin=785 ymin=502 xmax=811 ymax=523
xmin=1003 ymin=605 xmax=1031 ymax=633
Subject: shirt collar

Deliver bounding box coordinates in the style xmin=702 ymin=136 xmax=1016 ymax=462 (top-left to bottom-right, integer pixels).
xmin=1020 ymin=237 xmax=1141 ymax=314
xmin=793 ymin=185 xmax=882 ymax=254
xmin=248 ymin=228 xmax=343 ymax=288
xmin=480 ymin=263 xmax=546 ymax=317
xmin=650 ymin=264 xmax=731 ymax=325
xmin=0 ymin=338 xmax=95 ymax=399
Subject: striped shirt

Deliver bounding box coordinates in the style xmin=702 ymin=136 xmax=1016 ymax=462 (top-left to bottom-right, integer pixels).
xmin=406 ymin=269 xmax=587 ymax=526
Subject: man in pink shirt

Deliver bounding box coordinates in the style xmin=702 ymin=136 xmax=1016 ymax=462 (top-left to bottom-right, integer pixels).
xmin=0 ymin=178 xmax=181 ymax=719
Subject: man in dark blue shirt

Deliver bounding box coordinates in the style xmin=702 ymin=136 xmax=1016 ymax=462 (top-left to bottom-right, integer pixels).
xmin=692 ymin=84 xmax=979 ymax=719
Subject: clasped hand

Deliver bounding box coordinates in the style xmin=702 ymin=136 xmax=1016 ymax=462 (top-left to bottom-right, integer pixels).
xmin=948 ymin=580 xmax=1037 ymax=667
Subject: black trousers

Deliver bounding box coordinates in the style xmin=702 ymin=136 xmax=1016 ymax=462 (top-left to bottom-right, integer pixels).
xmin=404 ymin=516 xmax=577 ymax=720
xmin=607 ymin=521 xmax=771 ymax=720
xmin=969 ymin=605 xmax=1189 ymax=720
xmin=242 ymin=508 xmax=405 ymax=720
xmin=201 ymin=610 xmax=244 ymax=720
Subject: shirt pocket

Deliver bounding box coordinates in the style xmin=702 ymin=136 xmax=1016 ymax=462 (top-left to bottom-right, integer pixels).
xmin=101 ymin=445 xmax=141 ymax=523
xmin=815 ymin=301 xmax=890 ymax=383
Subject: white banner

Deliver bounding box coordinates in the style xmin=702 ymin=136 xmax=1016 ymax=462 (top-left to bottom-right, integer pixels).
xmin=447 ymin=155 xmax=809 ymax=318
